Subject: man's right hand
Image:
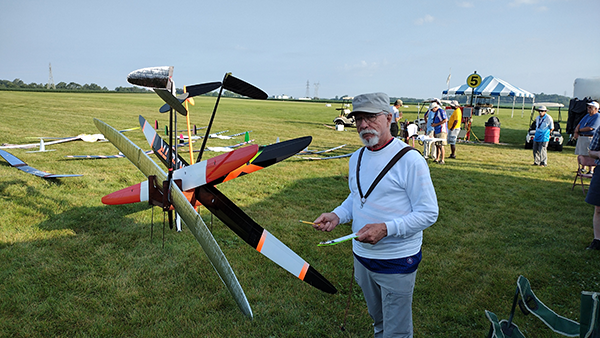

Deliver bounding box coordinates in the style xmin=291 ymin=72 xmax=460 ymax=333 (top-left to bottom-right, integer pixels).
xmin=313 ymin=213 xmax=340 ymax=232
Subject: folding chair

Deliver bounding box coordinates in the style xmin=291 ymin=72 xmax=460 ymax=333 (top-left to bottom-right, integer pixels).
xmin=572 ymin=155 xmax=597 ymax=195
xmin=485 ymin=275 xmax=600 ymax=338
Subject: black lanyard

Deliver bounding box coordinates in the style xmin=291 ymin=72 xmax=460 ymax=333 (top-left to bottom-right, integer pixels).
xmin=356 ymin=146 xmax=416 ymax=208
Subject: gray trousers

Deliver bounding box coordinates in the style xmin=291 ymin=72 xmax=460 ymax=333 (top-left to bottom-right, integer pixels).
xmin=354 ymin=257 xmax=417 ymax=338
xmin=533 ymin=141 xmax=548 ymax=165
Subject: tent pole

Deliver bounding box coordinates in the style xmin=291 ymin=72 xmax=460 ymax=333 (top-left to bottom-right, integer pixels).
xmin=498 ymin=96 xmax=500 ymax=117
xmin=512 ymin=97 xmax=516 ymax=118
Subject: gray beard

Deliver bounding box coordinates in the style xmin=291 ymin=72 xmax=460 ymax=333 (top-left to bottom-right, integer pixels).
xmin=359 ymin=129 xmax=380 ymax=148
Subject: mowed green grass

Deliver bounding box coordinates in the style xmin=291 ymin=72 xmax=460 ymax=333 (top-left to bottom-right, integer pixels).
xmin=0 ymin=91 xmax=597 ymax=337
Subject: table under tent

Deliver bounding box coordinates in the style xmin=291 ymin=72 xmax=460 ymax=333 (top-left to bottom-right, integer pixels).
xmin=443 ymin=75 xmax=536 ymax=118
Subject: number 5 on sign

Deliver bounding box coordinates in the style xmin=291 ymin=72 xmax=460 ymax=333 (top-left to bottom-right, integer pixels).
xmin=467 ymin=73 xmax=482 ymax=88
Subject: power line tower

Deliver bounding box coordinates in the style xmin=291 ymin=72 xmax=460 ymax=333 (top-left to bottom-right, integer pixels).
xmin=313 ymin=82 xmax=320 ymax=99
xmin=305 ymin=80 xmax=310 ymax=98
xmin=47 ymin=63 xmax=55 ymax=89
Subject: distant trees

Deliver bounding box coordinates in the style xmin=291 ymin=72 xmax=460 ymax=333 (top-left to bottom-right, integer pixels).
xmin=114 ymin=86 xmax=151 ymax=93
xmin=1 ymin=78 xmax=112 ymax=92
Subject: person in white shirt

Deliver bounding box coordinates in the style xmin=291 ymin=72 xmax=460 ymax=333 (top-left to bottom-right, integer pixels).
xmin=313 ymin=92 xmax=439 ymax=338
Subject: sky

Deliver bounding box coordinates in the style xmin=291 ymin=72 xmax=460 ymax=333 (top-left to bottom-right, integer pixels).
xmin=1 ymin=0 xmax=599 ymax=100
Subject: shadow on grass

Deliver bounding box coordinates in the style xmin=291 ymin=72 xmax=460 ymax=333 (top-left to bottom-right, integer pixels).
xmin=1 ymin=161 xmax=598 ymax=336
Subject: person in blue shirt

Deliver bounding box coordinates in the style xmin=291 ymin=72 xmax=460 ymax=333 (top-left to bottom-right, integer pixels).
xmin=532 ymin=106 xmax=554 ymax=167
xmin=431 ymin=103 xmax=448 ymax=164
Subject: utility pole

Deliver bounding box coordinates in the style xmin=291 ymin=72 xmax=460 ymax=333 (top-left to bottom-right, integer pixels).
xmin=47 ymin=63 xmax=55 ymax=89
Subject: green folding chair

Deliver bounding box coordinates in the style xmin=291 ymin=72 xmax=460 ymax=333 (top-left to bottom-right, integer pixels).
xmin=486 ymin=275 xmax=600 ymax=338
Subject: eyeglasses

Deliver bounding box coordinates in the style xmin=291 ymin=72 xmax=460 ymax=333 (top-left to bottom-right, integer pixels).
xmin=354 ymin=112 xmax=387 ymax=124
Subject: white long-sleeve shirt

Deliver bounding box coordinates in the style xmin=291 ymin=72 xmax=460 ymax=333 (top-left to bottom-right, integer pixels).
xmin=332 ymin=138 xmax=439 ymax=259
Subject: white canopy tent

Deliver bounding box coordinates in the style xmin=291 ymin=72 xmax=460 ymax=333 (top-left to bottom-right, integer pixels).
xmin=443 ymin=75 xmax=535 ymax=117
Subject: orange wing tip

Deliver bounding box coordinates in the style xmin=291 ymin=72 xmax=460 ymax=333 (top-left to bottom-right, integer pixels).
xmin=101 ymin=183 xmax=144 ymax=205
xmin=298 ymin=262 xmax=309 ymax=280
xmin=256 ymin=231 xmax=268 ymax=253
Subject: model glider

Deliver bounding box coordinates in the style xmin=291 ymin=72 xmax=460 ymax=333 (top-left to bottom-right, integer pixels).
xmin=103 ymin=115 xmax=336 ymax=293
xmin=0 ymin=128 xmax=138 ymax=150
xmin=204 ymin=140 xmax=254 ymax=153
xmin=299 ymin=144 xmax=347 ymax=154
xmin=0 ymin=149 xmax=82 ymax=179
xmin=95 ymin=117 xmax=253 ymax=318
xmin=298 ymin=153 xmax=354 ymax=160
xmin=117 ymin=70 xmax=336 ymax=313
xmin=65 ymin=150 xmax=154 ymax=159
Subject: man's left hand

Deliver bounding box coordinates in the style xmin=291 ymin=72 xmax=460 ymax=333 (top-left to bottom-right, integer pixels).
xmin=357 ymin=223 xmax=388 ymax=244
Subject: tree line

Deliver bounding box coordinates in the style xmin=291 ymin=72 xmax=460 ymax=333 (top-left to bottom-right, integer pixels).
xmin=0 ymin=78 xmax=151 ymax=92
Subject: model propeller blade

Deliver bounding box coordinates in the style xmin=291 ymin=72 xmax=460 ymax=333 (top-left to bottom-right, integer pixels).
xmin=158 ymin=82 xmax=222 ymax=113
xmin=196 ymin=73 xmax=268 ymax=163
xmin=154 ymin=89 xmax=188 ymax=116
xmin=222 ymin=74 xmax=268 ymax=100
xmin=186 ymin=81 xmax=222 ymax=97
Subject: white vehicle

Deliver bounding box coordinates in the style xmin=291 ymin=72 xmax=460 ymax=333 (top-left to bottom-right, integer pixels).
xmin=333 ymin=97 xmax=355 ymax=127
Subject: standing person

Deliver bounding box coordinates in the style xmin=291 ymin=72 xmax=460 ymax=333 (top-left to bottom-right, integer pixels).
xmin=532 ymin=105 xmax=554 ymax=167
xmin=447 ymin=101 xmax=462 ymax=159
xmin=431 ymin=103 xmax=448 ymax=164
xmin=574 ymin=101 xmax=600 ymax=173
xmin=313 ymin=92 xmax=439 ymax=338
xmin=390 ymin=99 xmax=403 ymax=137
xmin=585 ymin=125 xmax=600 ymax=250
xmin=424 ymin=102 xmax=438 ymax=160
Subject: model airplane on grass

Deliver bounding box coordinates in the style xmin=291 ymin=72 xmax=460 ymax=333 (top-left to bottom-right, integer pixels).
xmin=0 ymin=128 xmax=138 ymax=150
xmin=99 ymin=67 xmax=336 ymax=318
xmin=0 ymin=149 xmax=82 ymax=179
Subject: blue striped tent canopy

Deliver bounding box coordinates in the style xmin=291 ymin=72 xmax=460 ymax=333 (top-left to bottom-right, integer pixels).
xmin=443 ymin=75 xmax=535 ymax=98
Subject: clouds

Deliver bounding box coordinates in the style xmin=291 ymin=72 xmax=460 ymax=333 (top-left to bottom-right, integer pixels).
xmin=414 ymin=14 xmax=435 ymax=25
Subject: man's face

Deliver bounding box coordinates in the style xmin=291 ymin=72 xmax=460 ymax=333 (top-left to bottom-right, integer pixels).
xmin=354 ymin=112 xmax=392 ymax=147
xmin=588 ymin=106 xmax=598 ymax=115
xmin=539 ymin=110 xmax=546 ymax=116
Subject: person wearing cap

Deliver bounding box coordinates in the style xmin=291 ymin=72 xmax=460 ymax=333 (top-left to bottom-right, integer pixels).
xmin=447 ymin=101 xmax=462 ymax=159
xmin=313 ymin=92 xmax=438 ymax=337
xmin=390 ymin=99 xmax=403 ymax=137
xmin=585 ymin=122 xmax=600 ymax=250
xmin=430 ymin=103 xmax=448 ymax=164
xmin=532 ymin=105 xmax=554 ymax=167
xmin=574 ymin=101 xmax=600 ymax=173
xmin=424 ymin=102 xmax=439 ymax=160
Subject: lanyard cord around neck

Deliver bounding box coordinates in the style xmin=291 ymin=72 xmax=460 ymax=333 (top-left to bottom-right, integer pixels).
xmin=537 ymin=115 xmax=546 ymax=129
xmin=356 ymin=146 xmax=416 ymax=208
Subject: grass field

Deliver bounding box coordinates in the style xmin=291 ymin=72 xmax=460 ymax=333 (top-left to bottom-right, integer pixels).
xmin=0 ymin=91 xmax=598 ymax=337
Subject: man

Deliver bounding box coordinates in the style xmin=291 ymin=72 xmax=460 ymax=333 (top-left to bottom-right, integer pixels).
xmin=430 ymin=102 xmax=448 ymax=164
xmin=585 ymin=123 xmax=600 ymax=250
xmin=574 ymin=101 xmax=600 ymax=173
xmin=424 ymin=101 xmax=439 ymax=160
xmin=447 ymin=100 xmax=462 ymax=159
xmin=390 ymin=99 xmax=403 ymax=137
xmin=532 ymin=105 xmax=554 ymax=167
xmin=313 ymin=92 xmax=439 ymax=337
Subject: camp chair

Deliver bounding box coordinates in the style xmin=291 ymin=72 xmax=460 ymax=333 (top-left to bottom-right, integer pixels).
xmin=572 ymin=155 xmax=597 ymax=195
xmin=485 ymin=275 xmax=600 ymax=338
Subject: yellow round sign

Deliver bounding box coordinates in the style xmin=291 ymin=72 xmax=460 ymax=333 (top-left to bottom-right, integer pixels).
xmin=467 ymin=73 xmax=482 ymax=88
